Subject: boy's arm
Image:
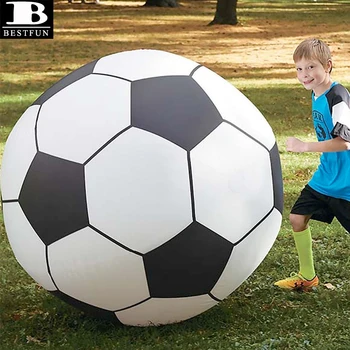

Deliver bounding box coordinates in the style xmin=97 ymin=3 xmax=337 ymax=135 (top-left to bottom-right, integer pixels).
xmin=286 ymin=136 xmax=350 ymax=153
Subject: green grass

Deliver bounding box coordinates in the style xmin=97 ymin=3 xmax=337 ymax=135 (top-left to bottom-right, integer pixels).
xmin=1 ymin=0 xmax=350 ymax=349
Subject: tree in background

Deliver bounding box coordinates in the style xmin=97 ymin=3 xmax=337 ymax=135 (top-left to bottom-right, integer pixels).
xmin=144 ymin=0 xmax=178 ymax=7
xmin=209 ymin=0 xmax=238 ymax=25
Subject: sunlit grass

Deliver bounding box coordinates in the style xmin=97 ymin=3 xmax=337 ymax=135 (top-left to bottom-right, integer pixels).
xmin=1 ymin=0 xmax=350 ymax=348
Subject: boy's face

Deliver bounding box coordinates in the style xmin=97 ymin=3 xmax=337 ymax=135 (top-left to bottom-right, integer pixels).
xmin=294 ymin=57 xmax=331 ymax=96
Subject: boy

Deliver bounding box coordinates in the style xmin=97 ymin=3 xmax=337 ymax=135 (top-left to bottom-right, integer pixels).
xmin=274 ymin=38 xmax=350 ymax=290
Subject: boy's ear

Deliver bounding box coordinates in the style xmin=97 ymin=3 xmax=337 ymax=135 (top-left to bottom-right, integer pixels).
xmin=327 ymin=59 xmax=333 ymax=73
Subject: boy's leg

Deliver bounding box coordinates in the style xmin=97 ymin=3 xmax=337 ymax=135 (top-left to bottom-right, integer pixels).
xmin=289 ymin=213 xmax=315 ymax=279
xmin=274 ymin=214 xmax=319 ymax=289
xmin=274 ymin=185 xmax=329 ymax=290
xmin=293 ymin=226 xmax=316 ymax=280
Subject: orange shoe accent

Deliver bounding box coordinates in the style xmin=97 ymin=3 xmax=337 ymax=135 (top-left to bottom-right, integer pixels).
xmin=274 ymin=272 xmax=319 ymax=291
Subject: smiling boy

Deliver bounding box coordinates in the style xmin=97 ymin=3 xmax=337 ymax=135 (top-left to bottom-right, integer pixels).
xmin=274 ymin=38 xmax=350 ymax=290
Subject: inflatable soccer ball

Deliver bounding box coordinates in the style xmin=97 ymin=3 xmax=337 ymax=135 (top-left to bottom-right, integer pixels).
xmin=1 ymin=50 xmax=283 ymax=326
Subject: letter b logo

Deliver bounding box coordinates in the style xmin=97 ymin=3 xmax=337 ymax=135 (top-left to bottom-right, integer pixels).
xmin=0 ymin=0 xmax=54 ymax=39
xmin=6 ymin=1 xmax=47 ymax=24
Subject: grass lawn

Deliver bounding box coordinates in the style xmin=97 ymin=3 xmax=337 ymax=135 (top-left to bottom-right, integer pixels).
xmin=1 ymin=0 xmax=350 ymax=349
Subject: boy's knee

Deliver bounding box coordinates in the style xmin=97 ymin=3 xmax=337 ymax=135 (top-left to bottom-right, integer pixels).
xmin=289 ymin=213 xmax=309 ymax=232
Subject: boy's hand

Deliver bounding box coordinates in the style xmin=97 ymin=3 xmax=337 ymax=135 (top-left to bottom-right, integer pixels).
xmin=286 ymin=137 xmax=307 ymax=152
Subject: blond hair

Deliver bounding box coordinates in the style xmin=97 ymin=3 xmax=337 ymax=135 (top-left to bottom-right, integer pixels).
xmin=293 ymin=38 xmax=332 ymax=71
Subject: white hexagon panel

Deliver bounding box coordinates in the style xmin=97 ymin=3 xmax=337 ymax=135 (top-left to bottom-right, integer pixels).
xmin=37 ymin=74 xmax=131 ymax=163
xmin=85 ymin=128 xmax=192 ymax=254
xmin=0 ymin=105 xmax=38 ymax=200
xmin=1 ymin=49 xmax=283 ymax=327
xmin=93 ymin=50 xmax=198 ymax=81
xmin=48 ymin=227 xmax=149 ymax=311
xmin=191 ymin=122 xmax=274 ymax=243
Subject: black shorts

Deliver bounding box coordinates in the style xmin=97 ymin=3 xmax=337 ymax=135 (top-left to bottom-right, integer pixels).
xmin=291 ymin=184 xmax=350 ymax=232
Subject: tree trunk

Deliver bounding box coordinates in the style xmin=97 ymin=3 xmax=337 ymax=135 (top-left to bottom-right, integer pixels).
xmin=144 ymin=0 xmax=178 ymax=7
xmin=209 ymin=0 xmax=238 ymax=25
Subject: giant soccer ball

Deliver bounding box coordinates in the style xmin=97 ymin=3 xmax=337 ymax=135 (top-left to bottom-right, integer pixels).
xmin=1 ymin=50 xmax=283 ymax=326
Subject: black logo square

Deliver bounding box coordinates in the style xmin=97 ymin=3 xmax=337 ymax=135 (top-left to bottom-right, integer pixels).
xmin=0 ymin=0 xmax=54 ymax=39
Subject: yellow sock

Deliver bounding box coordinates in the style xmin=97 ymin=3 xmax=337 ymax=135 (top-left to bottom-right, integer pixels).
xmin=293 ymin=227 xmax=316 ymax=280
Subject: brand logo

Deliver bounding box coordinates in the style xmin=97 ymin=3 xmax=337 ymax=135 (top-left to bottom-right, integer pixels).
xmin=312 ymin=110 xmax=330 ymax=141
xmin=0 ymin=0 xmax=53 ymax=39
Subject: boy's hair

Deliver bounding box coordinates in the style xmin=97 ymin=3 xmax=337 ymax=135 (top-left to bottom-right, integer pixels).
xmin=293 ymin=38 xmax=332 ymax=71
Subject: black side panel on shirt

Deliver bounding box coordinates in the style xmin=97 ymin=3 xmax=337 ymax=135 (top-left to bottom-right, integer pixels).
xmin=327 ymin=84 xmax=350 ymax=141
xmin=326 ymin=83 xmax=350 ymax=115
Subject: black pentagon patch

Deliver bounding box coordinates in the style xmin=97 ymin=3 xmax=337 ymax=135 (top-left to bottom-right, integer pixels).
xmin=19 ymin=152 xmax=88 ymax=246
xmin=269 ymin=143 xmax=283 ymax=214
xmin=131 ymin=76 xmax=222 ymax=151
xmin=144 ymin=222 xmax=233 ymax=298
xmin=32 ymin=60 xmax=98 ymax=106
xmin=50 ymin=290 xmax=120 ymax=323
